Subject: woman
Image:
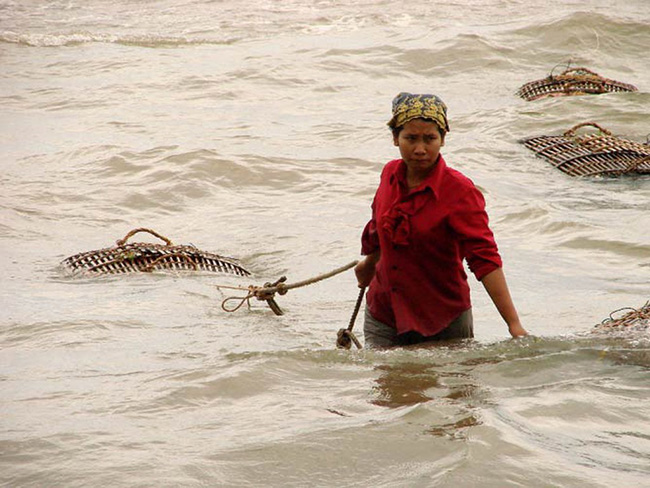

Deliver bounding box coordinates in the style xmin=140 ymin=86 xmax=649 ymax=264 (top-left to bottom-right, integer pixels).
xmin=355 ymin=92 xmax=528 ymax=348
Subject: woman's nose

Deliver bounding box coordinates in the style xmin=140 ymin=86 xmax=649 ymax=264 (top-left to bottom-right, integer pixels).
xmin=414 ymin=142 xmax=426 ymax=154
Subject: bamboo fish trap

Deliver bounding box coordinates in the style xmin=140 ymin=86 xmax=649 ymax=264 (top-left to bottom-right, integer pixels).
xmin=595 ymin=302 xmax=650 ymax=331
xmin=62 ymin=228 xmax=251 ymax=276
xmin=517 ymin=66 xmax=638 ymax=101
xmin=521 ymin=122 xmax=650 ymax=177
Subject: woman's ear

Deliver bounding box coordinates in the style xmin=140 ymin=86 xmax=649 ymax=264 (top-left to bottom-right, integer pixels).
xmin=393 ymin=134 xmax=399 ymax=146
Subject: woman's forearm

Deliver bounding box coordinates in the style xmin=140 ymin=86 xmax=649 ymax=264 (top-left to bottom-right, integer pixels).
xmin=481 ymin=267 xmax=528 ymax=337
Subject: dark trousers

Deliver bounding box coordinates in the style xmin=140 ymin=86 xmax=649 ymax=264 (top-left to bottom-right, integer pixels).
xmin=363 ymin=307 xmax=474 ymax=348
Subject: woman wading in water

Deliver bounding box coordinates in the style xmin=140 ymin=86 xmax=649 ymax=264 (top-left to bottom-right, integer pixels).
xmin=355 ymin=93 xmax=529 ymax=348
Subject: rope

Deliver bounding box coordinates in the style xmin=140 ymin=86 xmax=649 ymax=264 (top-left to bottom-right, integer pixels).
xmin=116 ymin=227 xmax=173 ymax=246
xmin=262 ymin=261 xmax=360 ymax=295
xmin=549 ymin=63 xmax=602 ymax=81
xmin=336 ymin=287 xmax=365 ymax=350
xmin=218 ymin=260 xmax=359 ymax=315
xmin=549 ymin=61 xmax=573 ymax=79
xmin=221 ymin=286 xmax=256 ymax=313
xmin=218 ymin=260 xmax=366 ymax=350
xmin=564 ymin=121 xmax=612 ymax=138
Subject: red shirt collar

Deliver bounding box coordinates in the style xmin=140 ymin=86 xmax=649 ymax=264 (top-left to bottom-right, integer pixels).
xmin=390 ymin=154 xmax=447 ymax=198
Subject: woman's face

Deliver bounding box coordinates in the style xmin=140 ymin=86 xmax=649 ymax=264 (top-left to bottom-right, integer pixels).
xmin=393 ymin=118 xmax=445 ymax=175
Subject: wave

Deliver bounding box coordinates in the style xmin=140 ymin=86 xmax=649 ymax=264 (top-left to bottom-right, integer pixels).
xmin=508 ymin=10 xmax=650 ymax=56
xmin=0 ymin=30 xmax=240 ymax=48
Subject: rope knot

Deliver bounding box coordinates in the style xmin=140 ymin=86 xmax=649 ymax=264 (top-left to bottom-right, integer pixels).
xmin=276 ymin=283 xmax=288 ymax=295
xmin=336 ymin=328 xmax=362 ymax=350
xmin=218 ymin=261 xmax=361 ymax=324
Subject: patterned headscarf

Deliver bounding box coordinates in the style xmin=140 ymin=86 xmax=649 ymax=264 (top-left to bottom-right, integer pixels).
xmin=387 ymin=92 xmax=450 ymax=133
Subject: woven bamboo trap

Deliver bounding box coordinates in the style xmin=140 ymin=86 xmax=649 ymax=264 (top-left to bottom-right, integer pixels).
xmin=517 ymin=66 xmax=638 ymax=101
xmin=595 ymin=302 xmax=649 ymax=331
xmin=521 ymin=122 xmax=650 ymax=177
xmin=62 ymin=228 xmax=250 ymax=276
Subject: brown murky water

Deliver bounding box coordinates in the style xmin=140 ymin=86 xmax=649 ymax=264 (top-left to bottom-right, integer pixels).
xmin=1 ymin=1 xmax=649 ymax=486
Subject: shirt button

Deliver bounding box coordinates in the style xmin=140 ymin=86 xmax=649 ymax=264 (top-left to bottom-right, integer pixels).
xmin=391 ymin=265 xmax=398 ymax=270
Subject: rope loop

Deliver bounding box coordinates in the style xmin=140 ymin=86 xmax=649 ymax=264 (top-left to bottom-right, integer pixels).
xmin=221 ymin=286 xmax=257 ymax=313
xmin=216 ymin=261 xmax=367 ymax=349
xmin=564 ymin=122 xmax=612 ymax=138
xmin=549 ymin=61 xmax=572 ymax=79
xmin=116 ymin=227 xmax=173 ymax=247
xmin=563 ymin=66 xmax=600 ymax=78
xmin=219 ymin=261 xmax=358 ymax=316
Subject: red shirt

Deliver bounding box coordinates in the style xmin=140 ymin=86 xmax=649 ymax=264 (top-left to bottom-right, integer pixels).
xmin=361 ymin=156 xmax=502 ymax=336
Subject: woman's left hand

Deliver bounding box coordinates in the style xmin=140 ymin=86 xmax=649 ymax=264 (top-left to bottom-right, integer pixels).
xmin=508 ymin=322 xmax=529 ymax=338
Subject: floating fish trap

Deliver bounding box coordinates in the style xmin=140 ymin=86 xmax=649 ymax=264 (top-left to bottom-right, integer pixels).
xmin=517 ymin=66 xmax=638 ymax=101
xmin=596 ymin=302 xmax=650 ymax=330
xmin=63 ymin=228 xmax=250 ymax=276
xmin=521 ymin=122 xmax=650 ymax=177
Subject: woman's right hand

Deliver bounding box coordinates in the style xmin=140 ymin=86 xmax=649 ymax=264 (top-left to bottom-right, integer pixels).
xmin=354 ymin=251 xmax=380 ymax=288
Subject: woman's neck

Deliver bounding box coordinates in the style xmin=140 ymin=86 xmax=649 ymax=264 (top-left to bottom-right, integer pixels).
xmin=406 ymin=166 xmax=434 ymax=188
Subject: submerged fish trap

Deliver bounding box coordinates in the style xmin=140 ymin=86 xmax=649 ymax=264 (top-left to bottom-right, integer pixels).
xmin=521 ymin=122 xmax=650 ymax=177
xmin=595 ymin=302 xmax=650 ymax=331
xmin=517 ymin=66 xmax=638 ymax=101
xmin=63 ymin=228 xmax=250 ymax=276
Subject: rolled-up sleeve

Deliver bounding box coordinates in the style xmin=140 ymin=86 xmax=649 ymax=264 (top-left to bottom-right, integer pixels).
xmin=449 ymin=187 xmax=502 ymax=280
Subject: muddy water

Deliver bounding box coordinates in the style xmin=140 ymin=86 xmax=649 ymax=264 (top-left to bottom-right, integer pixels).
xmin=1 ymin=1 xmax=649 ymax=486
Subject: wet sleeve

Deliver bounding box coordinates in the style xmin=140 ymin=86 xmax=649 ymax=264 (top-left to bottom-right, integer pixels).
xmin=449 ymin=186 xmax=502 ymax=280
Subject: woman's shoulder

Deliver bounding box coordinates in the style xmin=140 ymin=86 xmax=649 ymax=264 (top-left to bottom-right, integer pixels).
xmin=442 ymin=163 xmax=477 ymax=192
xmin=440 ymin=163 xmax=487 ymax=209
xmin=379 ymin=159 xmax=402 ymax=179
xmin=383 ymin=158 xmax=402 ymax=171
